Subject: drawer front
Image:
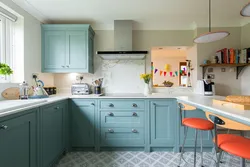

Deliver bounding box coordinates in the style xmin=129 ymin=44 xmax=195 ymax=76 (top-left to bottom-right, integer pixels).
xmin=101 ymin=112 xmax=144 ymax=127
xmin=100 ymin=128 xmax=144 ymax=146
xmin=71 ymin=99 xmax=96 ymax=107
xmin=100 ymin=100 xmax=145 ymax=110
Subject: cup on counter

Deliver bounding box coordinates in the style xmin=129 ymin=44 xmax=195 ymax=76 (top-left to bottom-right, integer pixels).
xmin=94 ymin=86 xmax=101 ymax=94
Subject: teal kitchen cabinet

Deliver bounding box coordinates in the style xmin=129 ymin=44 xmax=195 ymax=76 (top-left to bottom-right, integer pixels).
xmin=40 ymin=101 xmax=68 ymax=167
xmin=42 ymin=24 xmax=95 ymax=73
xmin=0 ymin=109 xmax=37 ymax=167
xmin=71 ymin=100 xmax=96 ymax=149
xmin=179 ymin=108 xmax=213 ymax=150
xmin=149 ymin=99 xmax=177 ymax=151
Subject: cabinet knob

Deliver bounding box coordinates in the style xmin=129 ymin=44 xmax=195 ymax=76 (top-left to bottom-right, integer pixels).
xmin=153 ymin=103 xmax=156 ymax=106
xmin=132 ymin=112 xmax=137 ymax=116
xmin=54 ymin=106 xmax=60 ymax=110
xmin=62 ymin=65 xmax=65 ymax=68
xmin=108 ymin=129 xmax=114 ymax=133
xmin=0 ymin=125 xmax=8 ymax=130
xmin=108 ymin=112 xmax=114 ymax=116
xmin=109 ymin=103 xmax=114 ymax=107
xmin=66 ymin=65 xmax=69 ymax=68
xmin=132 ymin=103 xmax=138 ymax=107
xmin=91 ymin=103 xmax=95 ymax=106
xmin=131 ymin=129 xmax=137 ymax=133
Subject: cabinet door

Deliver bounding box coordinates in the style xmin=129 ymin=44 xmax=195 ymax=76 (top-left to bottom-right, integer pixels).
xmin=88 ymin=34 xmax=94 ymax=73
xmin=41 ymin=103 xmax=65 ymax=167
xmin=150 ymin=100 xmax=176 ymax=146
xmin=43 ymin=31 xmax=66 ymax=69
xmin=71 ymin=101 xmax=95 ymax=147
xmin=0 ymin=111 xmax=37 ymax=167
xmin=179 ymin=109 xmax=213 ymax=148
xmin=66 ymin=31 xmax=88 ymax=70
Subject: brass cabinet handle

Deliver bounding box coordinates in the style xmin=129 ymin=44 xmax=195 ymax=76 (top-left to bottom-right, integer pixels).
xmin=108 ymin=129 xmax=114 ymax=133
xmin=131 ymin=129 xmax=137 ymax=133
xmin=132 ymin=103 xmax=137 ymax=107
xmin=132 ymin=112 xmax=137 ymax=116
xmin=0 ymin=125 xmax=8 ymax=130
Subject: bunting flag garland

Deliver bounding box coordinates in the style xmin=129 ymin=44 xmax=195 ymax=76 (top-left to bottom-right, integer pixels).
xmin=170 ymin=72 xmax=173 ymax=77
xmin=151 ymin=65 xmax=154 ymax=71
xmin=160 ymin=70 xmax=163 ymax=76
xmin=154 ymin=69 xmax=158 ymax=74
xmin=164 ymin=71 xmax=166 ymax=76
xmin=175 ymin=71 xmax=178 ymax=76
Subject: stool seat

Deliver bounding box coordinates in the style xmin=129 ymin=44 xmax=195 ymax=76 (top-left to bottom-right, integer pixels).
xmin=182 ymin=118 xmax=214 ymax=130
xmin=215 ymin=134 xmax=250 ymax=160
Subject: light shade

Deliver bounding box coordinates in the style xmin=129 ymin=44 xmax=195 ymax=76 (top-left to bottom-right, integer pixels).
xmin=194 ymin=31 xmax=230 ymax=44
xmin=241 ymin=2 xmax=250 ymax=17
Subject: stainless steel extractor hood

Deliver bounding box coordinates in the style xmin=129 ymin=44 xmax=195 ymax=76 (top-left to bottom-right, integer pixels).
xmin=97 ymin=20 xmax=148 ymax=60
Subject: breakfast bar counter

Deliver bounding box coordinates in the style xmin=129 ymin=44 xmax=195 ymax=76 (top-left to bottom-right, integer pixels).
xmin=177 ymin=95 xmax=250 ymax=126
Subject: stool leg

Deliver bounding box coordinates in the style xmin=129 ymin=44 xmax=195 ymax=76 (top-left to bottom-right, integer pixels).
xmin=241 ymin=158 xmax=246 ymax=167
xmin=216 ymin=151 xmax=223 ymax=167
xmin=194 ymin=129 xmax=198 ymax=167
xmin=200 ymin=130 xmax=204 ymax=167
xmin=178 ymin=126 xmax=188 ymax=167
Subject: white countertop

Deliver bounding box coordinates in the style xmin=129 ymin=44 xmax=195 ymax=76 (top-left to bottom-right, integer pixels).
xmin=176 ymin=95 xmax=250 ymax=126
xmin=1 ymin=93 xmax=250 ymax=126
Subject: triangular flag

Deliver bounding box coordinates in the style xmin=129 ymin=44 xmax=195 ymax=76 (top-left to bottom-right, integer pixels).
xmin=164 ymin=71 xmax=166 ymax=76
xmin=154 ymin=69 xmax=158 ymax=74
xmin=175 ymin=71 xmax=178 ymax=76
xmin=160 ymin=71 xmax=163 ymax=76
xmin=170 ymin=72 xmax=173 ymax=77
xmin=151 ymin=65 xmax=154 ymax=71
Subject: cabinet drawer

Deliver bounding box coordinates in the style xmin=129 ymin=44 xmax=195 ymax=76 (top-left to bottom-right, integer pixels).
xmin=101 ymin=128 xmax=144 ymax=146
xmin=100 ymin=100 xmax=145 ymax=110
xmin=71 ymin=99 xmax=95 ymax=107
xmin=101 ymin=112 xmax=144 ymax=127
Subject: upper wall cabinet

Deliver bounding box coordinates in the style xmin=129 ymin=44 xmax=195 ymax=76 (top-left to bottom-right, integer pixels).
xmin=41 ymin=24 xmax=95 ymax=73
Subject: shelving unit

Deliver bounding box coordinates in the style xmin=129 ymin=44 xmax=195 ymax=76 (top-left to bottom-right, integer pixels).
xmin=200 ymin=63 xmax=250 ymax=79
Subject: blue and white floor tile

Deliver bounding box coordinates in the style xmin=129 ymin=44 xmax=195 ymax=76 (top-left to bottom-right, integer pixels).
xmin=56 ymin=151 xmax=250 ymax=167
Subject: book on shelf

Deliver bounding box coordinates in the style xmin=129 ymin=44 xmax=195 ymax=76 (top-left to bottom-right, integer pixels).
xmin=240 ymin=49 xmax=247 ymax=63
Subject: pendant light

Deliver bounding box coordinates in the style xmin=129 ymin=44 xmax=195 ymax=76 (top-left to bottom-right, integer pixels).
xmin=194 ymin=0 xmax=230 ymax=44
xmin=241 ymin=2 xmax=250 ymax=17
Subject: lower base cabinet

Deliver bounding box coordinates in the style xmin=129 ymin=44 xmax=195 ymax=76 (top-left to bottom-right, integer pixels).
xmin=40 ymin=101 xmax=68 ymax=167
xmin=0 ymin=109 xmax=37 ymax=167
xmin=71 ymin=100 xmax=95 ymax=149
xmin=149 ymin=100 xmax=177 ymax=151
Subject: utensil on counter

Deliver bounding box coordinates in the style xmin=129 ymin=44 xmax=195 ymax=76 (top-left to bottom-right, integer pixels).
xmin=92 ymin=78 xmax=103 ymax=94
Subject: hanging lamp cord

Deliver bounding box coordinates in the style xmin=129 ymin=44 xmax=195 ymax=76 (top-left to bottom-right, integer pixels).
xmin=209 ymin=0 xmax=211 ymax=32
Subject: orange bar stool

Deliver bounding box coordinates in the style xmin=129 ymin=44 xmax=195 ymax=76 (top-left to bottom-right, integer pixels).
xmin=178 ymin=103 xmax=214 ymax=167
xmin=206 ymin=112 xmax=250 ymax=167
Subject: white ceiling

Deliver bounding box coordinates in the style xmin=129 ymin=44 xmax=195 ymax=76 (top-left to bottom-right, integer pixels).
xmin=12 ymin=0 xmax=250 ymax=30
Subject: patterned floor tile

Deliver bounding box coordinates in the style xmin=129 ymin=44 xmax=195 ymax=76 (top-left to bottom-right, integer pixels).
xmin=56 ymin=151 xmax=250 ymax=167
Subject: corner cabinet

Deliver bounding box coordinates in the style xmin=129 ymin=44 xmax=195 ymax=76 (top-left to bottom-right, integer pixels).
xmin=0 ymin=109 xmax=38 ymax=167
xmin=41 ymin=24 xmax=95 ymax=73
xmin=40 ymin=101 xmax=68 ymax=167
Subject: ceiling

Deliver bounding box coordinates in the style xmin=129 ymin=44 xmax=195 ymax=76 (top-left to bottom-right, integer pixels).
xmin=12 ymin=0 xmax=250 ymax=30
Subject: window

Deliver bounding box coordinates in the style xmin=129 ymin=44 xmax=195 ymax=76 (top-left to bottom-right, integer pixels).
xmin=0 ymin=15 xmax=14 ymax=82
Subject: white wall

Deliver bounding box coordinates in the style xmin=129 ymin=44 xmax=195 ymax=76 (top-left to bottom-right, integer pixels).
xmin=196 ymin=27 xmax=242 ymax=96
xmin=241 ymin=23 xmax=250 ymax=95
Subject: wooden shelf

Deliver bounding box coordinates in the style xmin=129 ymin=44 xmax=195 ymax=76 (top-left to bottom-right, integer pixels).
xmin=200 ymin=63 xmax=250 ymax=79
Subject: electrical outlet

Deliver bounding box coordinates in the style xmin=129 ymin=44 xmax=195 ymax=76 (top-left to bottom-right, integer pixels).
xmin=76 ymin=75 xmax=84 ymax=81
xmin=207 ymin=74 xmax=215 ymax=79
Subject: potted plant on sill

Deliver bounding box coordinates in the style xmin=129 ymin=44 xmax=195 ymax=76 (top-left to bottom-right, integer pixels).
xmin=0 ymin=63 xmax=13 ymax=80
xmin=140 ymin=73 xmax=152 ymax=96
